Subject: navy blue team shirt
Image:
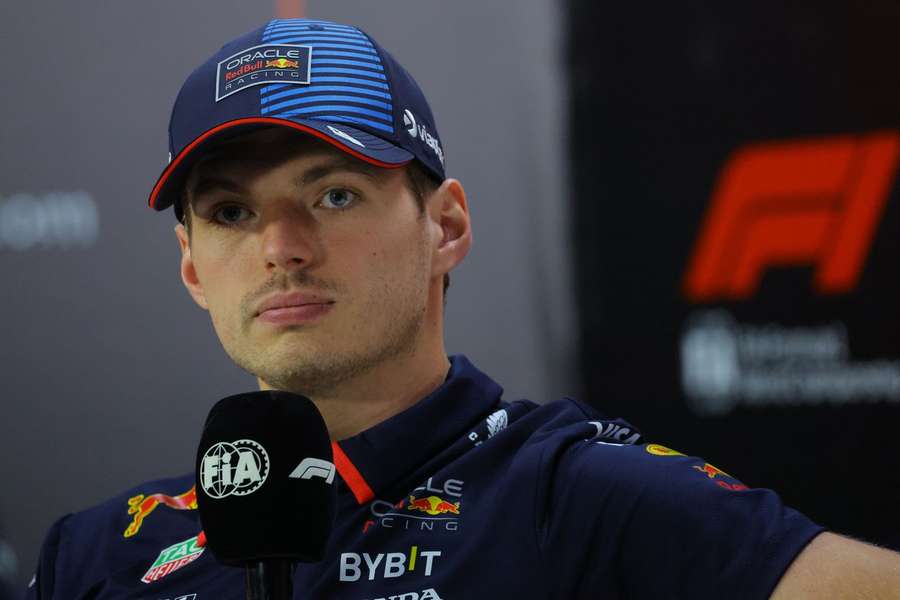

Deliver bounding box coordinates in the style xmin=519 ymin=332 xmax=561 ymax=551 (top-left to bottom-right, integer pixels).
xmin=27 ymin=355 xmax=823 ymax=599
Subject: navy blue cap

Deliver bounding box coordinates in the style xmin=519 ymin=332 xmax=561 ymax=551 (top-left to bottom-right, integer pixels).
xmin=148 ymin=19 xmax=446 ymax=215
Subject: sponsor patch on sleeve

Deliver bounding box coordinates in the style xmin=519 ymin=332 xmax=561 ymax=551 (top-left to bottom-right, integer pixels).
xmin=141 ymin=534 xmax=205 ymax=584
xmin=216 ymin=44 xmax=312 ymax=101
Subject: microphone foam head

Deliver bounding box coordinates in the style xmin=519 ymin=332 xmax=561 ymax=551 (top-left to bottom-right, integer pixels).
xmin=195 ymin=391 xmax=336 ymax=565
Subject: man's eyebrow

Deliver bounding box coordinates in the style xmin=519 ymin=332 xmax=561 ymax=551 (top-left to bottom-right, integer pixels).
xmin=297 ymin=158 xmax=384 ymax=187
xmin=186 ymin=156 xmax=385 ymax=205
xmin=187 ymin=175 xmax=247 ymax=202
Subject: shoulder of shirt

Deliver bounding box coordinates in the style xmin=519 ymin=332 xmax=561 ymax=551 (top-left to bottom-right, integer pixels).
xmin=473 ymin=396 xmax=650 ymax=494
xmin=505 ymin=400 xmax=824 ymax=599
xmin=508 ymin=397 xmax=749 ymax=498
xmin=44 ymin=472 xmax=197 ymax=595
xmin=59 ymin=472 xmax=196 ymax=537
xmin=499 ymin=397 xmax=747 ymax=531
xmin=491 ymin=395 xmax=755 ymax=513
xmin=510 ymin=396 xmax=689 ymax=463
xmin=498 ymin=396 xmax=644 ymax=450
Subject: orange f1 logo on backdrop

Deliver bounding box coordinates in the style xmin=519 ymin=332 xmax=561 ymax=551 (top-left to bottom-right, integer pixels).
xmin=683 ymin=132 xmax=900 ymax=302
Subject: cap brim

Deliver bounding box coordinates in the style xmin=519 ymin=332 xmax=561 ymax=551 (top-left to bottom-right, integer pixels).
xmin=148 ymin=117 xmax=414 ymax=214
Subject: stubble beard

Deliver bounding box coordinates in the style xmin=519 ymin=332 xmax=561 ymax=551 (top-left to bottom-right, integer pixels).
xmin=219 ymin=251 xmax=431 ymax=399
xmin=248 ymin=297 xmax=427 ymax=397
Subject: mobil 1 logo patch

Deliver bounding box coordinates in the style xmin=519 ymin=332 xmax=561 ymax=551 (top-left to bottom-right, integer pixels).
xmin=216 ymin=44 xmax=312 ymax=101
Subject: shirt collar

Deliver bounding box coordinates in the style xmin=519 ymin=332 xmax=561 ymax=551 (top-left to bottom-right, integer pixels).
xmin=331 ymin=354 xmax=503 ymax=504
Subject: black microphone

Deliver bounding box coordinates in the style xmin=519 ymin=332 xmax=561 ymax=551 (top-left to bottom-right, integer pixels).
xmin=195 ymin=391 xmax=337 ymax=600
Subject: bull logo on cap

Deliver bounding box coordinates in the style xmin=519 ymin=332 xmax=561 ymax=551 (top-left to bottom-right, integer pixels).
xmin=266 ymin=58 xmax=300 ymax=69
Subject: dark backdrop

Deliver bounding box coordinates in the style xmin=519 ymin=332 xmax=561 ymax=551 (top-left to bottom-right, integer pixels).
xmin=568 ymin=0 xmax=900 ymax=547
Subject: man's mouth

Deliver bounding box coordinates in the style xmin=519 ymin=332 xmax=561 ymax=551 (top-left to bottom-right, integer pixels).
xmin=255 ymin=292 xmax=335 ymax=325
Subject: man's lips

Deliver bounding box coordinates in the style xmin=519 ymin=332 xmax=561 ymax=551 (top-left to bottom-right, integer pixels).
xmin=255 ymin=292 xmax=334 ymax=317
xmin=257 ymin=303 xmax=334 ymax=325
xmin=255 ymin=292 xmax=335 ymax=326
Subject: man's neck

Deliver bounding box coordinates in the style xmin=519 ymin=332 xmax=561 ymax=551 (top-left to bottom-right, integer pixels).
xmin=257 ymin=346 xmax=452 ymax=441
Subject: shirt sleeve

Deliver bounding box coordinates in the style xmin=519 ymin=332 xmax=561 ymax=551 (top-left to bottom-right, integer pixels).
xmin=539 ymin=441 xmax=824 ymax=600
xmin=23 ymin=515 xmax=70 ymax=600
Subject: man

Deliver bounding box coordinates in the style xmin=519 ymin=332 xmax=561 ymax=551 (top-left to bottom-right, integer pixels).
xmin=27 ymin=17 xmax=900 ymax=599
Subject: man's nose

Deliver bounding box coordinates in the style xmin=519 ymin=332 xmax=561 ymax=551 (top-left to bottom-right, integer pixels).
xmin=260 ymin=209 xmax=320 ymax=272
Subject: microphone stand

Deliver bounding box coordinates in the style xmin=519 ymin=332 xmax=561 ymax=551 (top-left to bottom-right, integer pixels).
xmin=245 ymin=560 xmax=295 ymax=600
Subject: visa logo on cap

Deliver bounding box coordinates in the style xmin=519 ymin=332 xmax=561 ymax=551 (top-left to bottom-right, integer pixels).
xmin=216 ymin=44 xmax=312 ymax=101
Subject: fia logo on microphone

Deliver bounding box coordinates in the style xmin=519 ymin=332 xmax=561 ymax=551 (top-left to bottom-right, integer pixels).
xmin=200 ymin=439 xmax=269 ymax=498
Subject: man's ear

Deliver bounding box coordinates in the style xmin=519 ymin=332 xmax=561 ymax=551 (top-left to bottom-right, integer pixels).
xmin=430 ymin=178 xmax=472 ymax=278
xmin=175 ymin=223 xmax=209 ymax=310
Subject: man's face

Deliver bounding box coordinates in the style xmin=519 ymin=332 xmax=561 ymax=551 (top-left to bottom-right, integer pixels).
xmin=176 ymin=128 xmax=436 ymax=396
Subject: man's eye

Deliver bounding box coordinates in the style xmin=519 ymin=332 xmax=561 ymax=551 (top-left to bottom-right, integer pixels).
xmin=320 ymin=189 xmax=358 ymax=210
xmin=210 ymin=205 xmax=252 ymax=226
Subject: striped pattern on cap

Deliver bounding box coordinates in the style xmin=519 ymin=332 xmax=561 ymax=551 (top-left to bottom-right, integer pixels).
xmin=259 ymin=19 xmax=394 ymax=134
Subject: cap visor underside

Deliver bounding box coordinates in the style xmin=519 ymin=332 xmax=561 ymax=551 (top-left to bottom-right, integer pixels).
xmin=148 ymin=117 xmax=414 ymax=212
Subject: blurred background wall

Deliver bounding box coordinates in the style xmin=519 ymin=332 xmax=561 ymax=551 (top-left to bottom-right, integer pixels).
xmin=0 ymin=1 xmax=574 ymax=588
